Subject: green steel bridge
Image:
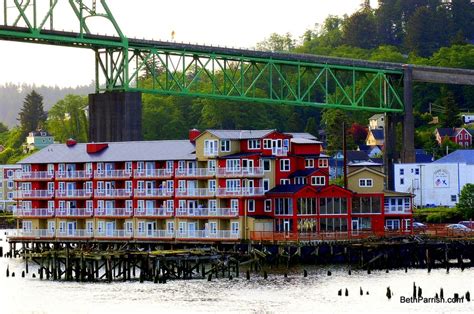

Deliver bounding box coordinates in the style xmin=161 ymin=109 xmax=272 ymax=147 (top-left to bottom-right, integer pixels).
xmin=1 ymin=0 xmax=474 ymax=166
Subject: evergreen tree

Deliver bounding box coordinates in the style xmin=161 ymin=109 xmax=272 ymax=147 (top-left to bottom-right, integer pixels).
xmin=17 ymin=90 xmax=47 ymax=134
xmin=287 ymin=112 xmax=303 ymax=132
xmin=322 ymin=109 xmax=355 ymax=154
xmin=304 ymin=117 xmax=319 ymax=137
xmin=457 ymin=183 xmax=474 ymax=219
xmin=439 ymin=88 xmax=461 ymax=128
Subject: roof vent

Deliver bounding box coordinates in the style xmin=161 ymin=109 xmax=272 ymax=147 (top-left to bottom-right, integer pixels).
xmin=87 ymin=143 xmax=109 ymax=154
xmin=66 ymin=139 xmax=77 ymax=147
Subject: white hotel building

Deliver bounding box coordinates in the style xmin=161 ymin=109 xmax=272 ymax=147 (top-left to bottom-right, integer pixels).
xmin=394 ymin=150 xmax=474 ymax=208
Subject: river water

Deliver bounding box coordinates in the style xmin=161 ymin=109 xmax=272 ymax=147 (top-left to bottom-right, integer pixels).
xmin=1 ymin=231 xmax=473 ymax=314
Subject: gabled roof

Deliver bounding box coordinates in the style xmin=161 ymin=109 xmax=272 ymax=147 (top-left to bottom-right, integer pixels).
xmin=18 ymin=140 xmax=196 ymax=164
xmin=346 ymin=150 xmax=370 ymax=162
xmin=266 ymin=184 xmax=314 ymax=194
xmin=369 ymin=114 xmax=384 ymax=120
xmin=369 ymin=129 xmax=384 ymax=140
xmin=203 ymin=129 xmax=277 ymax=140
xmin=435 ymin=128 xmax=455 ymax=137
xmin=433 ymin=149 xmax=474 ymax=165
xmin=347 ymin=166 xmax=385 ymax=178
xmin=348 ymin=161 xmax=383 ymax=167
xmin=288 ymin=168 xmax=324 ymax=178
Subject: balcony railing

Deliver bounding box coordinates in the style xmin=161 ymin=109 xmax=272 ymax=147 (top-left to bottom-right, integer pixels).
xmin=176 ymin=207 xmax=238 ymax=217
xmin=14 ymin=208 xmax=54 ymax=217
xmin=135 ymin=230 xmax=174 ymax=239
xmin=94 ymin=208 xmax=133 ymax=217
xmin=216 ymin=187 xmax=264 ymax=197
xmin=55 ymin=208 xmax=93 ymax=217
xmin=56 ymin=229 xmax=93 ymax=238
xmin=55 ymin=189 xmax=93 ymax=199
xmin=94 ymin=189 xmax=132 ymax=198
xmin=55 ymin=170 xmax=92 ymax=180
xmin=176 ymin=230 xmax=239 ymax=240
xmin=384 ymin=207 xmax=412 ymax=214
xmin=95 ymin=229 xmax=132 ymax=239
xmin=15 ymin=171 xmax=53 ymax=181
xmin=134 ymin=207 xmax=173 ymax=217
xmin=134 ymin=188 xmax=173 ymax=198
xmin=9 ymin=229 xmax=55 ymax=238
xmin=272 ymin=147 xmax=288 ymax=156
xmin=175 ymin=188 xmax=216 ymax=198
xmin=133 ymin=169 xmax=173 ymax=179
xmin=15 ymin=190 xmax=54 ymax=199
xmin=94 ymin=170 xmax=132 ymax=179
xmin=204 ymin=149 xmax=218 ymax=157
xmin=216 ymin=167 xmax=264 ymax=177
xmin=175 ymin=168 xmax=215 ymax=178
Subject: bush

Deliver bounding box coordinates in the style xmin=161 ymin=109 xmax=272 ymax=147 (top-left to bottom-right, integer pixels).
xmin=414 ymin=207 xmax=463 ymax=223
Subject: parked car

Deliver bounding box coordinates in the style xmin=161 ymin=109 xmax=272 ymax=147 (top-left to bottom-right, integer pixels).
xmin=412 ymin=222 xmax=427 ymax=232
xmin=446 ymin=224 xmax=472 ymax=235
xmin=458 ymin=221 xmax=474 ymax=229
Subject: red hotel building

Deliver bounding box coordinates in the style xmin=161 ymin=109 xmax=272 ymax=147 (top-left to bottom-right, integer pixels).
xmin=12 ymin=129 xmax=412 ymax=242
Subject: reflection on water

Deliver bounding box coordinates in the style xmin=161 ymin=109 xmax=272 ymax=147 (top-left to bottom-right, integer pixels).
xmin=0 ymin=232 xmax=473 ymax=313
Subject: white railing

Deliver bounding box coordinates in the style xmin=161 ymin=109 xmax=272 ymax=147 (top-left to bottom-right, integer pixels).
xmin=95 ymin=229 xmax=131 ymax=238
xmin=135 ymin=230 xmax=173 ymax=238
xmin=15 ymin=171 xmax=54 ymax=180
xmin=204 ymin=149 xmax=218 ymax=157
xmin=94 ymin=208 xmax=133 ymax=217
xmin=56 ymin=229 xmax=93 ymax=238
xmin=176 ymin=230 xmax=240 ymax=239
xmin=9 ymin=229 xmax=54 ymax=238
xmin=216 ymin=167 xmax=264 ymax=177
xmin=55 ymin=208 xmax=93 ymax=217
xmin=94 ymin=189 xmax=132 ymax=198
xmin=15 ymin=190 xmax=54 ymax=199
xmin=56 ymin=189 xmax=93 ymax=198
xmin=134 ymin=188 xmax=173 ymax=198
xmin=14 ymin=208 xmax=54 ymax=217
xmin=133 ymin=169 xmax=173 ymax=178
xmin=384 ymin=207 xmax=412 ymax=214
xmin=175 ymin=188 xmax=216 ymax=197
xmin=216 ymin=187 xmax=264 ymax=197
xmin=175 ymin=168 xmax=215 ymax=177
xmin=55 ymin=170 xmax=92 ymax=180
xmin=176 ymin=207 xmax=238 ymax=217
xmin=134 ymin=207 xmax=173 ymax=217
xmin=94 ymin=169 xmax=132 ymax=179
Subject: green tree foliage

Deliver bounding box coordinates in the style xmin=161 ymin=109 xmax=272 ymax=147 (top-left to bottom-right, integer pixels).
xmin=0 ymin=122 xmax=8 ymax=134
xmin=256 ymin=33 xmax=295 ymax=52
xmin=322 ymin=109 xmax=355 ymax=153
xmin=47 ymin=95 xmax=89 ymax=143
xmin=17 ymin=90 xmax=47 ymax=135
xmin=350 ymin=123 xmax=368 ymax=146
xmin=342 ymin=8 xmax=378 ymax=49
xmin=304 ymin=117 xmax=319 ymax=137
xmin=456 ymin=183 xmax=474 ymax=219
xmin=439 ymin=88 xmax=461 ymax=128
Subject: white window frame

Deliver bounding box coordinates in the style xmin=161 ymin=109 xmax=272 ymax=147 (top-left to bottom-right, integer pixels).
xmin=220 ymin=139 xmax=231 ymax=152
xmin=262 ymin=179 xmax=270 ymax=192
xmin=311 ymin=176 xmax=325 ymax=186
xmin=305 ymin=159 xmax=314 ymax=168
xmin=204 ymin=139 xmax=218 ymax=156
xmin=280 ymin=159 xmax=290 ymax=172
xmin=247 ymin=199 xmax=255 ymax=212
xmin=280 ymin=179 xmax=290 ymax=185
xmin=318 ymin=159 xmax=328 ymax=168
xmin=248 ymin=139 xmax=261 ymax=150
xmin=262 ymin=159 xmax=271 ymax=172
xmin=264 ymin=199 xmax=272 ymax=212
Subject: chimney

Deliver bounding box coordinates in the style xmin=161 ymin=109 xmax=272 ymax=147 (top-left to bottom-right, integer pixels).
xmin=189 ymin=129 xmax=201 ymax=143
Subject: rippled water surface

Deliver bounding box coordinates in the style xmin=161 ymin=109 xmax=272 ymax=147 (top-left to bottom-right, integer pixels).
xmin=1 ymin=231 xmax=473 ymax=313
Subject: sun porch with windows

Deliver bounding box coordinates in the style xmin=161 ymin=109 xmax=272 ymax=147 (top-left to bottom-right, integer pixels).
xmin=175 ymin=218 xmax=240 ymax=240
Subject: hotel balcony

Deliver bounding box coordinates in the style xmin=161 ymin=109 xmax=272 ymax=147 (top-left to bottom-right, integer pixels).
xmin=384 ymin=207 xmax=412 ymax=215
xmin=15 ymin=171 xmax=54 ymax=181
xmin=216 ymin=167 xmax=264 ymax=178
xmin=133 ymin=169 xmax=173 ymax=179
xmin=56 ymin=189 xmax=93 ymax=199
xmin=216 ymin=187 xmax=264 ymax=197
xmin=133 ymin=188 xmax=173 ymax=199
xmin=56 ymin=229 xmax=94 ymax=239
xmin=14 ymin=208 xmax=54 ymax=218
xmin=175 ymin=230 xmax=239 ymax=240
xmin=175 ymin=168 xmax=215 ymax=178
xmin=55 ymin=170 xmax=92 ymax=181
xmin=14 ymin=190 xmax=54 ymax=200
xmin=94 ymin=170 xmax=132 ymax=180
xmin=94 ymin=207 xmax=133 ymax=217
xmin=9 ymin=229 xmax=55 ymax=239
xmin=134 ymin=230 xmax=174 ymax=239
xmin=175 ymin=188 xmax=216 ymax=198
xmin=55 ymin=208 xmax=93 ymax=218
xmin=134 ymin=207 xmax=173 ymax=218
xmin=94 ymin=229 xmax=132 ymax=239
xmin=95 ymin=189 xmax=132 ymax=199
xmin=176 ymin=207 xmax=238 ymax=218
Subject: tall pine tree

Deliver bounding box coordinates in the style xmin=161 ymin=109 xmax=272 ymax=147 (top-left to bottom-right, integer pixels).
xmin=18 ymin=90 xmax=47 ymax=134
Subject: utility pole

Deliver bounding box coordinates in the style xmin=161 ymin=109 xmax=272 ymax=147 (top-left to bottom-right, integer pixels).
xmin=343 ymin=122 xmax=348 ymax=189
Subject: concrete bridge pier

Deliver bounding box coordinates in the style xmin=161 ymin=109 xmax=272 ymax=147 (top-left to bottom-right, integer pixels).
xmin=88 ymin=91 xmax=143 ymax=142
xmin=401 ymin=65 xmax=416 ymax=163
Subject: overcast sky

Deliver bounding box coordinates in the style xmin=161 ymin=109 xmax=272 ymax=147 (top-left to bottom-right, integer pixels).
xmin=0 ymin=0 xmax=378 ymax=87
